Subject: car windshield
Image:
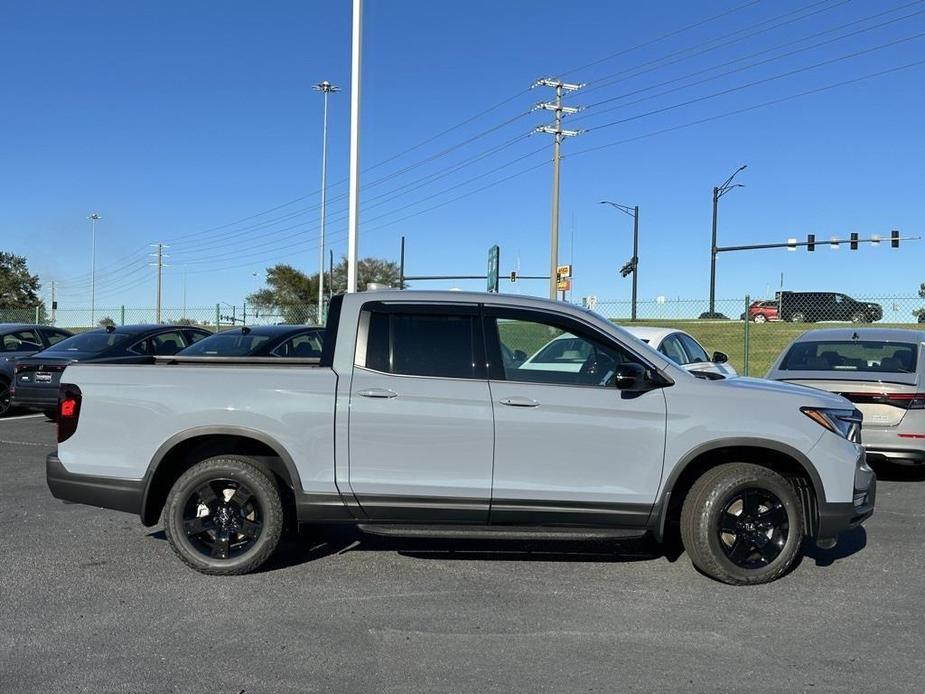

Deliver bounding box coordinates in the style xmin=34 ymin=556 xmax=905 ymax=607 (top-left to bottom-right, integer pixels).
xmin=43 ymin=331 xmax=132 ymax=354
xmin=179 ymin=331 xmax=272 ymax=356
xmin=780 ymin=340 xmax=918 ymax=373
xmin=528 ymin=335 xmax=593 ymax=365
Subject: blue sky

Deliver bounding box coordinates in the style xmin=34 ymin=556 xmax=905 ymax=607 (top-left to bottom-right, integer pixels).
xmin=2 ymin=0 xmax=924 ymax=312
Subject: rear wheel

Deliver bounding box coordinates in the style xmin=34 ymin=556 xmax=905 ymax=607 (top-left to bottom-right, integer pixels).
xmin=680 ymin=463 xmax=804 ymax=585
xmin=752 ymin=313 xmax=767 ymax=323
xmin=0 ymin=380 xmax=11 ymax=417
xmin=851 ymin=311 xmax=868 ymax=323
xmin=789 ymin=311 xmax=806 ymax=323
xmin=163 ymin=455 xmax=284 ymax=575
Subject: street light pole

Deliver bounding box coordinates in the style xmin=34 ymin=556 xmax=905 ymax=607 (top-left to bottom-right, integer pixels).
xmin=87 ymin=212 xmax=101 ymax=325
xmin=346 ymin=0 xmax=362 ymax=293
xmin=313 ymin=80 xmax=340 ymax=322
xmin=600 ymin=201 xmax=639 ymax=320
xmin=708 ymin=165 xmax=747 ymax=315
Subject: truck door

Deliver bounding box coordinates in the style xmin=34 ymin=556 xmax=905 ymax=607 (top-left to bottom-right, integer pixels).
xmin=347 ymin=302 xmax=493 ymax=521
xmin=483 ymin=307 xmax=667 ymax=526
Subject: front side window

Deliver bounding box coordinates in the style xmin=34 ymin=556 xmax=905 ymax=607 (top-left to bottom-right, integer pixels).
xmin=490 ymin=312 xmax=638 ymax=387
xmin=365 ymin=308 xmax=481 ymax=379
xmin=134 ymin=331 xmax=186 ymax=356
xmin=43 ymin=329 xmax=71 ymax=346
xmin=677 ymin=333 xmax=710 ymax=364
xmin=780 ymin=340 xmax=918 ymax=373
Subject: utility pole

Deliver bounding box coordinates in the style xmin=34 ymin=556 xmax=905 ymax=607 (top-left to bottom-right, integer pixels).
xmin=50 ymin=281 xmax=56 ymax=324
xmin=151 ymin=243 xmax=167 ymax=323
xmin=534 ymin=77 xmax=583 ymax=300
xmin=346 ymin=0 xmax=363 ymax=293
xmin=313 ymin=80 xmax=340 ymax=320
xmin=709 ymin=165 xmax=747 ymax=315
xmin=87 ymin=212 xmax=101 ymax=325
xmin=600 ymin=201 xmax=639 ymax=320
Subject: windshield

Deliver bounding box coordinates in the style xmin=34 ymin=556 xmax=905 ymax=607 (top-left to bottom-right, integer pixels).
xmin=179 ymin=332 xmax=272 ymax=356
xmin=43 ymin=331 xmax=131 ymax=354
xmin=780 ymin=340 xmax=918 ymax=374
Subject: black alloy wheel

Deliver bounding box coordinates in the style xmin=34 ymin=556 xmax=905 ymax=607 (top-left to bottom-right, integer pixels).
xmin=182 ymin=479 xmax=263 ymax=560
xmin=717 ymin=488 xmax=789 ymax=569
xmin=0 ymin=381 xmax=11 ymax=416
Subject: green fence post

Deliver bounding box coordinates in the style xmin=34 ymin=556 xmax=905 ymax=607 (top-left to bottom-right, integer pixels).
xmin=215 ymin=304 xmax=221 ymax=332
xmin=743 ymin=294 xmax=750 ymax=377
xmin=120 ymin=306 xmax=125 ymax=326
xmin=35 ymin=306 xmax=40 ymax=323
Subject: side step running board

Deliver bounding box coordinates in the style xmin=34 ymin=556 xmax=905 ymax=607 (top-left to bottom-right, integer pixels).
xmin=356 ymin=524 xmax=647 ymax=541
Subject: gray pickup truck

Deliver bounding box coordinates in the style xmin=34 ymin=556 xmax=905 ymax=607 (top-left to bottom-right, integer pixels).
xmin=47 ymin=291 xmax=875 ymax=585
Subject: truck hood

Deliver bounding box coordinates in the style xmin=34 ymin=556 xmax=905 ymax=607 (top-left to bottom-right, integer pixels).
xmin=708 ymin=375 xmax=852 ymax=409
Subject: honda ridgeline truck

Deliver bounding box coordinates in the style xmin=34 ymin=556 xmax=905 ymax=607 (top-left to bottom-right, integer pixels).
xmin=47 ymin=291 xmax=875 ymax=585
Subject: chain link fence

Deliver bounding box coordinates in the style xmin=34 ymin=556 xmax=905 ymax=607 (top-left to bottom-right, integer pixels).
xmin=591 ymin=294 xmax=925 ymax=377
xmin=4 ymin=294 xmax=925 ymax=376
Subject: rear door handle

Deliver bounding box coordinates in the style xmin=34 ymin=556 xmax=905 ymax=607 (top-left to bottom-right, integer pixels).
xmin=358 ymin=388 xmax=398 ymax=399
xmin=499 ymin=396 xmax=539 ymax=408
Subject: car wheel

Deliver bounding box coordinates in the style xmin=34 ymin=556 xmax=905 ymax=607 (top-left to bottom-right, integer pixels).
xmin=43 ymin=409 xmax=57 ymax=421
xmin=753 ymin=314 xmax=767 ymax=323
xmin=851 ymin=311 xmax=868 ymax=323
xmin=789 ymin=312 xmax=806 ymax=323
xmin=680 ymin=463 xmax=804 ymax=586
xmin=163 ymin=455 xmax=284 ymax=576
xmin=0 ymin=380 xmax=11 ymax=417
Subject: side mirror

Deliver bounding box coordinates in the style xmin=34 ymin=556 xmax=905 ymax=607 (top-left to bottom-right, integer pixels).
xmin=712 ymin=351 xmax=728 ymax=364
xmin=612 ymin=362 xmax=648 ymax=390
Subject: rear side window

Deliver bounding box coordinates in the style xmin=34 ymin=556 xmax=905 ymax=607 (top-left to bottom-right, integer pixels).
xmin=43 ymin=329 xmax=71 ymax=346
xmin=365 ymin=310 xmax=481 ymax=379
xmin=780 ymin=340 xmax=918 ymax=373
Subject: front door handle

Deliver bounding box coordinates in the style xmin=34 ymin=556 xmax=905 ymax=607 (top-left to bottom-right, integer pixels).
xmin=499 ymin=396 xmax=539 ymax=408
xmin=358 ymin=388 xmax=398 ymax=399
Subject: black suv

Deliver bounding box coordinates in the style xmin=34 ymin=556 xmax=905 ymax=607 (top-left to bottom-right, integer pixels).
xmin=778 ymin=291 xmax=882 ymax=323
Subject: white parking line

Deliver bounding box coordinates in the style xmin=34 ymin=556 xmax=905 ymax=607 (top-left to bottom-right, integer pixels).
xmin=0 ymin=414 xmax=44 ymax=422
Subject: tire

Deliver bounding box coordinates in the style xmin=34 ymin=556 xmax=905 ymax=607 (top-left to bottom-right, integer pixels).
xmin=680 ymin=463 xmax=804 ymax=586
xmin=789 ymin=311 xmax=806 ymax=323
xmin=851 ymin=311 xmax=868 ymax=323
xmin=43 ymin=409 xmax=57 ymax=421
xmin=163 ymin=455 xmax=284 ymax=576
xmin=0 ymin=380 xmax=11 ymax=417
xmin=752 ymin=314 xmax=767 ymax=323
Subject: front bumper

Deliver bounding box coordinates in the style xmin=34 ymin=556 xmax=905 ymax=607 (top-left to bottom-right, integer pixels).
xmin=46 ymin=454 xmax=144 ymax=516
xmin=815 ymin=451 xmax=876 ymax=541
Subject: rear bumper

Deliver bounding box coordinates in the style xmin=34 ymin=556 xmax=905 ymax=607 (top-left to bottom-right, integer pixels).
xmin=865 ymin=447 xmax=925 ymax=466
xmin=815 ymin=451 xmax=876 ymax=541
xmin=11 ymin=384 xmax=57 ymax=410
xmin=46 ymin=453 xmax=144 ymax=516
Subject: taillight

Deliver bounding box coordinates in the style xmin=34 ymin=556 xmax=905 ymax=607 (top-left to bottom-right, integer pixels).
xmin=57 ymin=383 xmax=82 ymax=443
xmin=840 ymin=392 xmax=925 ymax=410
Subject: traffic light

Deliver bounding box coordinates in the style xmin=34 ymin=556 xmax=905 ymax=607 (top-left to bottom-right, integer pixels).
xmin=510 ymin=271 xmax=517 ymax=283
xmin=807 ymin=234 xmax=815 ymax=252
xmin=892 ymin=230 xmax=900 ymax=248
xmin=619 ymin=259 xmax=635 ymax=278
xmin=850 ymin=232 xmax=859 ymax=250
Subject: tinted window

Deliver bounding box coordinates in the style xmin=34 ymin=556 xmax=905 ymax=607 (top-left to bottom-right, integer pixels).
xmin=780 ymin=341 xmax=918 ymax=373
xmin=180 ymin=332 xmax=271 ymax=356
xmin=2 ymin=330 xmax=42 ymax=352
xmin=43 ymin=329 xmax=71 ymax=346
xmin=183 ymin=330 xmax=209 ymax=345
xmin=273 ymin=331 xmax=324 ymax=358
xmin=366 ymin=311 xmax=479 ymax=379
xmin=677 ymin=333 xmax=710 ymax=363
xmin=45 ymin=331 xmax=131 ymax=353
xmin=659 ymin=334 xmax=688 ymax=365
xmin=493 ymin=315 xmax=637 ymax=387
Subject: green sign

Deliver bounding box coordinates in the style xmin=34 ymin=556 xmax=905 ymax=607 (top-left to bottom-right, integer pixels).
xmin=487 ymin=245 xmax=500 ymax=293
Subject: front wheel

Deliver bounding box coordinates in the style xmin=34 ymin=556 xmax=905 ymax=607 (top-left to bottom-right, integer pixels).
xmin=680 ymin=463 xmax=804 ymax=585
xmin=851 ymin=311 xmax=869 ymax=323
xmin=752 ymin=313 xmax=767 ymax=323
xmin=163 ymin=455 xmax=284 ymax=575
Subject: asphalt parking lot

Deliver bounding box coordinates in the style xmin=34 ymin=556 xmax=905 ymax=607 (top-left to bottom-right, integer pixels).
xmin=1 ymin=414 xmax=924 ymax=693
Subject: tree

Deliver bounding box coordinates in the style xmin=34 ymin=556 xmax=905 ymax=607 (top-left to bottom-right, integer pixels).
xmin=914 ymin=283 xmax=925 ymax=323
xmin=247 ymin=257 xmax=403 ymax=323
xmin=0 ymin=252 xmax=43 ymax=309
xmin=98 ymin=316 xmax=116 ymax=328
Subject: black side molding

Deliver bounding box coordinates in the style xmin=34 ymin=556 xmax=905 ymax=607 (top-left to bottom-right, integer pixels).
xmin=46 ymin=454 xmax=145 ymax=516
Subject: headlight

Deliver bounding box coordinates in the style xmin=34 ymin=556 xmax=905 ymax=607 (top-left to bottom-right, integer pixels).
xmin=802 ymin=407 xmax=862 ymax=442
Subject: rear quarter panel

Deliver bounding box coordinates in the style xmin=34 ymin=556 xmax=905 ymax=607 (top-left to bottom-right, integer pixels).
xmin=57 ymin=364 xmax=338 ymax=494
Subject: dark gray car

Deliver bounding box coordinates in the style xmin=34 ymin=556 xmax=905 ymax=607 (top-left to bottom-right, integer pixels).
xmin=0 ymin=324 xmax=73 ymax=416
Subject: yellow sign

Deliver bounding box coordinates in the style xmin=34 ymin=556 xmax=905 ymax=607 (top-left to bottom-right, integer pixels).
xmin=557 ymin=278 xmax=572 ymax=291
xmin=556 ymin=264 xmax=572 ymax=279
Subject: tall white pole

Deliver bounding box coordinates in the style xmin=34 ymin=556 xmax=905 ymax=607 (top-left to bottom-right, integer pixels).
xmin=346 ymin=0 xmax=362 ymax=293
xmin=314 ymin=81 xmax=339 ymax=321
xmin=88 ymin=213 xmax=101 ymax=325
